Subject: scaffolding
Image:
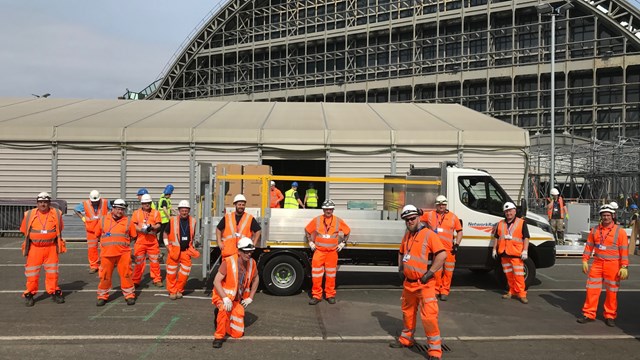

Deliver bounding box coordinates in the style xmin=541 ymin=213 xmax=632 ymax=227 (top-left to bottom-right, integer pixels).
xmin=529 ymin=132 xmax=640 ymax=223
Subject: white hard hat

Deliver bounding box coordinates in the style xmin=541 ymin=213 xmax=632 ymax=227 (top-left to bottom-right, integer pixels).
xmin=435 ymin=195 xmax=448 ymax=204
xmin=89 ymin=190 xmax=101 ymax=201
xmin=599 ymin=204 xmax=615 ymax=214
xmin=112 ymin=199 xmax=127 ymax=209
xmin=178 ymin=200 xmax=190 ymax=208
xmin=140 ymin=194 xmax=152 ymax=203
xmin=609 ymin=201 xmax=619 ymax=210
xmin=400 ymin=204 xmax=420 ymax=219
xmin=270 ymin=181 xmax=275 ymax=186
xmin=503 ymin=202 xmax=517 ymax=211
xmin=36 ymin=192 xmax=51 ymax=201
xmin=321 ymin=199 xmax=335 ymax=209
xmin=237 ymin=237 xmax=256 ymax=252
xmin=550 ymin=188 xmax=559 ymax=196
xmin=233 ymin=194 xmax=247 ymax=204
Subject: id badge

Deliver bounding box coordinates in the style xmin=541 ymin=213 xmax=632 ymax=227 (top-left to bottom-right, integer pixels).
xmin=105 ymin=232 xmax=111 ymax=237
xmin=402 ymin=254 xmax=411 ymax=263
xmin=323 ymin=234 xmax=331 ymax=239
xmin=598 ymin=244 xmax=606 ymax=250
xmin=437 ymin=227 xmax=444 ymax=233
xmin=505 ymin=234 xmax=512 ymax=240
xmin=181 ymin=236 xmax=188 ymax=241
xmin=234 ymin=232 xmax=241 ymax=238
xmin=41 ymin=230 xmax=48 ymax=234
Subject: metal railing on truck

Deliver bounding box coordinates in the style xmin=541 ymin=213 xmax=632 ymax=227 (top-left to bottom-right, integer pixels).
xmin=200 ymin=173 xmax=440 ymax=279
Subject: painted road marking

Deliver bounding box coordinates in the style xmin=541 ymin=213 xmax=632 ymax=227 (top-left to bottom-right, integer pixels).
xmin=0 ymin=264 xmax=202 ymax=267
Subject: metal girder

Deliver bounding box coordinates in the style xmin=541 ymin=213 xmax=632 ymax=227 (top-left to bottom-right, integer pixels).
xmin=580 ymin=0 xmax=640 ymax=45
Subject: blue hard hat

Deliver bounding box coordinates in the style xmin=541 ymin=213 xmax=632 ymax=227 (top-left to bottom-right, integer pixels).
xmin=164 ymin=184 xmax=174 ymax=195
xmin=137 ymin=188 xmax=149 ymax=196
xmin=292 ymin=182 xmax=298 ymax=187
xmin=631 ymin=204 xmax=638 ymax=210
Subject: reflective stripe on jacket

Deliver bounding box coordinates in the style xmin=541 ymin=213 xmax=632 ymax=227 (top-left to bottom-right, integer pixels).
xmin=547 ymin=197 xmax=566 ymax=219
xmin=312 ymin=215 xmax=341 ymax=250
xmin=284 ymin=189 xmax=298 ymax=208
xmin=583 ymin=224 xmax=629 ymax=266
xmin=159 ymin=195 xmax=172 ymax=224
xmin=306 ymin=189 xmax=318 ymax=207
xmin=401 ymin=227 xmax=435 ymax=282
xmin=83 ymin=199 xmax=108 ymax=231
xmin=496 ymin=218 xmax=525 ymax=257
xmin=99 ymin=216 xmax=133 ymax=256
xmin=424 ymin=210 xmax=458 ymax=248
xmin=169 ymin=215 xmax=196 ymax=249
xmin=211 ymin=254 xmax=257 ymax=303
xmin=22 ymin=208 xmax=63 ymax=255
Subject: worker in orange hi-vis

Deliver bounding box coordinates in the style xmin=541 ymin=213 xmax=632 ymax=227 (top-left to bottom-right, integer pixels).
xmin=73 ymin=190 xmax=109 ymax=273
xmin=20 ymin=192 xmax=66 ymax=307
xmin=389 ymin=205 xmax=447 ymax=360
xmin=163 ymin=200 xmax=200 ymax=300
xmin=269 ymin=181 xmax=284 ymax=208
xmin=94 ymin=199 xmax=137 ymax=306
xmin=493 ymin=201 xmax=530 ymax=304
xmin=305 ymin=199 xmax=350 ymax=305
xmin=216 ymin=194 xmax=261 ymax=258
xmin=211 ymin=237 xmax=259 ymax=349
xmin=131 ymin=194 xmax=163 ymax=288
xmin=420 ymin=195 xmax=463 ymax=301
xmin=577 ymin=204 xmax=629 ymax=327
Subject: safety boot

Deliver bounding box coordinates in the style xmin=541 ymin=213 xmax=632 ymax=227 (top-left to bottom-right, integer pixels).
xmin=389 ymin=339 xmax=411 ymax=348
xmin=153 ymin=281 xmax=163 ymax=287
xmin=501 ymin=293 xmax=512 ymax=299
xmin=576 ymin=316 xmax=595 ymax=324
xmin=519 ymin=297 xmax=528 ymax=304
xmin=439 ymin=294 xmax=448 ymax=301
xmin=126 ymin=298 xmax=136 ymax=306
xmin=169 ymin=293 xmax=177 ymax=300
xmin=51 ymin=290 xmax=65 ymax=304
xmin=96 ymin=299 xmax=106 ymax=307
xmin=24 ymin=293 xmax=35 ymax=307
xmin=308 ymin=297 xmax=321 ymax=305
xmin=89 ymin=268 xmax=98 ymax=274
xmin=212 ymin=339 xmax=223 ymax=348
xmin=605 ymin=318 xmax=616 ymax=327
xmin=176 ymin=292 xmax=183 ymax=299
xmin=326 ymin=297 xmax=336 ymax=304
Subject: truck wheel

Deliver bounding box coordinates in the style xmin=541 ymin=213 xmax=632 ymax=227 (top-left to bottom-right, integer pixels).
xmin=262 ymin=255 xmax=305 ymax=296
xmin=523 ymin=257 xmax=536 ymax=288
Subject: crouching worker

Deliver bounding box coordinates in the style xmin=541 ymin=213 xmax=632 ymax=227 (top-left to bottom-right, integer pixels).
xmin=211 ymin=237 xmax=259 ymax=349
xmin=163 ymin=200 xmax=200 ymax=300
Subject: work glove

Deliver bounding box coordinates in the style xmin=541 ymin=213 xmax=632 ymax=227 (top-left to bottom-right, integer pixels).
xmin=222 ymin=297 xmax=233 ymax=312
xmin=81 ymin=216 xmax=86 ymax=223
xmin=309 ymin=242 xmax=316 ymax=251
xmin=240 ymin=298 xmax=253 ymax=308
xmin=582 ymin=261 xmax=589 ymax=274
xmin=420 ymin=270 xmax=435 ymax=284
xmin=619 ymin=267 xmax=629 ymax=280
xmin=337 ymin=242 xmax=345 ymax=252
xmin=521 ymin=250 xmax=528 ymax=260
xmin=492 ymin=249 xmax=497 ymax=259
xmin=451 ymin=243 xmax=459 ymax=255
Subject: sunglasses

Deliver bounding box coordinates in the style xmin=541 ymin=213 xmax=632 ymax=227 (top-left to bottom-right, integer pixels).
xmin=404 ymin=216 xmax=418 ymax=222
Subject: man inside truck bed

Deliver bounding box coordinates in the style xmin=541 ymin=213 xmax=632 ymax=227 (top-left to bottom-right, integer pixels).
xmin=216 ymin=194 xmax=261 ymax=258
xmin=420 ymin=195 xmax=463 ymax=301
xmin=305 ymin=199 xmax=350 ymax=305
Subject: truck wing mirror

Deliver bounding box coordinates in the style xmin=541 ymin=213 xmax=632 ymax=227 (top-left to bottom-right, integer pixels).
xmin=517 ymin=199 xmax=528 ymax=217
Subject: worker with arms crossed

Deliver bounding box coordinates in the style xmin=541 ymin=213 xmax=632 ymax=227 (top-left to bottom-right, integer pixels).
xmin=390 ymin=204 xmax=447 ymax=360
xmin=131 ymin=193 xmax=163 ymax=288
xmin=211 ymin=237 xmax=259 ymax=349
xmin=420 ymin=195 xmax=463 ymax=301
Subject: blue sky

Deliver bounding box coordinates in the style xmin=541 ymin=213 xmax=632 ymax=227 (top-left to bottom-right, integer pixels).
xmin=0 ymin=1 xmax=224 ymax=99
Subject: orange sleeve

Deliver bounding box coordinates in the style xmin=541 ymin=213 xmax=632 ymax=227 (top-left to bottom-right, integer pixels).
xmin=20 ymin=211 xmax=27 ymax=235
xmin=151 ymin=211 xmax=161 ymax=225
xmin=94 ymin=219 xmax=102 ymax=238
xmin=619 ymin=228 xmax=629 ymax=266
xmin=582 ymin=228 xmax=595 ymax=262
xmin=453 ymin=213 xmax=462 ymax=232
xmin=305 ymin=218 xmax=317 ymax=234
xmin=339 ymin=219 xmax=350 ymax=236
xmin=129 ymin=220 xmax=138 ymax=238
xmin=428 ymin=230 xmax=446 ymax=254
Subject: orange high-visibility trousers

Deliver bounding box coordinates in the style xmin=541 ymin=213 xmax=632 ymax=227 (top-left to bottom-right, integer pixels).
xmin=214 ymin=300 xmax=246 ymax=339
xmin=435 ymin=252 xmax=456 ymax=295
xmin=582 ymin=259 xmax=621 ymax=320
xmin=86 ymin=231 xmax=100 ymax=270
xmin=501 ymin=256 xmax=526 ymax=298
xmin=24 ymin=244 xmax=60 ymax=295
xmin=398 ymin=284 xmax=442 ymax=359
xmin=132 ymin=242 xmax=162 ymax=284
xmin=97 ymin=254 xmax=135 ymax=300
xmin=165 ymin=252 xmax=192 ymax=295
xmin=311 ymin=249 xmax=338 ymax=299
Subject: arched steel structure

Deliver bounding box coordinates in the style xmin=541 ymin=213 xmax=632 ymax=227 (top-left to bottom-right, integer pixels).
xmin=145 ymin=0 xmax=640 ymax=140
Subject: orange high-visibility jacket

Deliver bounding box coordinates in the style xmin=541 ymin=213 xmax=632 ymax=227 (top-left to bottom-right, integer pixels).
xmin=167 ymin=215 xmax=196 ymax=249
xmin=131 ymin=208 xmax=161 ymax=244
xmin=305 ymin=215 xmax=351 ymax=251
xmin=270 ymin=187 xmax=284 ymax=208
xmin=582 ymin=224 xmax=629 ymax=266
xmin=421 ymin=210 xmax=462 ymax=249
xmin=547 ymin=197 xmax=566 ymax=219
xmin=212 ymin=254 xmax=257 ymax=303
xmin=96 ymin=215 xmax=135 ymax=257
xmin=83 ymin=199 xmax=109 ymax=231
xmin=399 ymin=227 xmax=445 ymax=282
xmin=496 ymin=218 xmax=526 ymax=257
xmin=221 ymin=212 xmax=255 ymax=246
xmin=21 ymin=208 xmax=64 ymax=256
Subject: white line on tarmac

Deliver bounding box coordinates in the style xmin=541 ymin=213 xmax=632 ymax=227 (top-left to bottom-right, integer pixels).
xmin=154 ymin=294 xmax=211 ymax=300
xmin=0 ymin=264 xmax=202 ymax=267
xmin=0 ymin=334 xmax=637 ymax=341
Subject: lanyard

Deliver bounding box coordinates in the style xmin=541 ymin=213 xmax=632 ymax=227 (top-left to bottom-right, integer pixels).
xmin=436 ymin=212 xmax=446 ymax=228
xmin=506 ymin=220 xmax=516 ymax=237
xmin=141 ymin=210 xmax=150 ymax=223
xmin=105 ymin=217 xmax=121 ymax=235
xmin=323 ymin=217 xmax=333 ymax=234
xmin=598 ymin=226 xmax=613 ymax=245
xmin=36 ymin=211 xmax=50 ymax=229
xmin=180 ymin=218 xmax=190 ymax=238
xmin=405 ymin=226 xmax=424 ymax=254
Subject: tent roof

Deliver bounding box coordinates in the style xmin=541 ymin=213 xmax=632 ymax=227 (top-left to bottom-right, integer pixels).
xmin=0 ymin=98 xmax=529 ymax=148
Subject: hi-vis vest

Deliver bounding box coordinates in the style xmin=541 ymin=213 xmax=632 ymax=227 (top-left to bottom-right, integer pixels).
xmin=306 ymin=189 xmax=318 ymax=207
xmin=211 ymin=254 xmax=257 ymax=303
xmin=99 ymin=216 xmax=133 ymax=256
xmin=167 ymin=215 xmax=196 ymax=249
xmin=312 ymin=215 xmax=342 ymax=251
xmin=547 ymin=197 xmax=566 ymax=219
xmin=496 ymin=218 xmax=525 ymax=257
xmin=22 ymin=208 xmax=63 ymax=256
xmin=221 ymin=212 xmax=254 ymax=257
xmin=159 ymin=195 xmax=172 ymax=224
xmin=425 ymin=211 xmax=457 ymax=248
xmin=583 ymin=224 xmax=629 ymax=264
xmin=83 ymin=199 xmax=108 ymax=231
xmin=401 ymin=227 xmax=436 ymax=283
xmin=284 ymin=189 xmax=298 ymax=208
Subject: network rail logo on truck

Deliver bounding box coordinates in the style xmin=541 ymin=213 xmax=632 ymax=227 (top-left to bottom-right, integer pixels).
xmin=467 ymin=222 xmax=496 ymax=233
